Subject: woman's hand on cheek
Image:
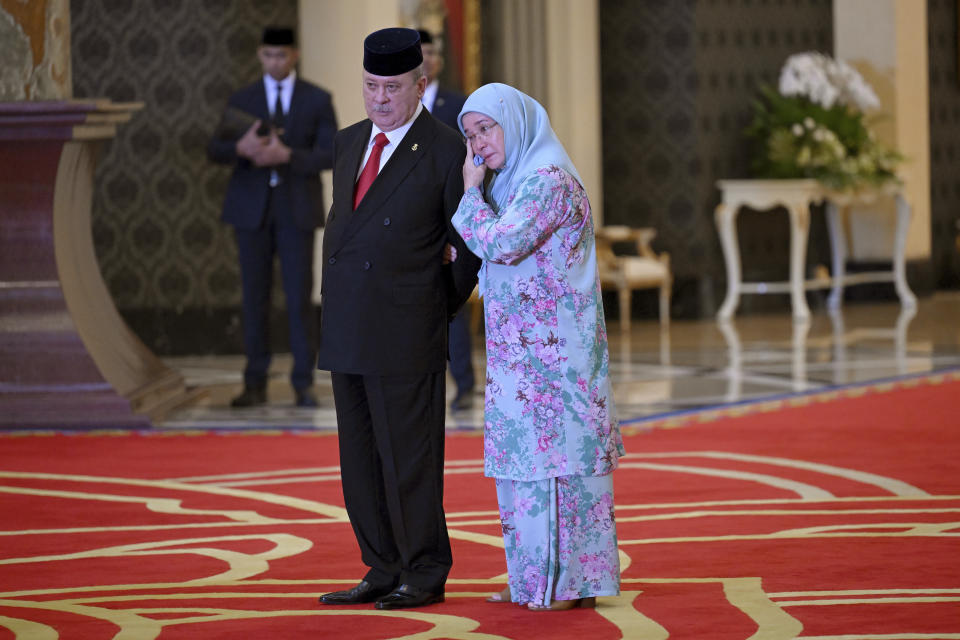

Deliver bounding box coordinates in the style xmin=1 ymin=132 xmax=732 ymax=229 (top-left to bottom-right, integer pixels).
xmin=462 ymin=138 xmax=487 ymax=193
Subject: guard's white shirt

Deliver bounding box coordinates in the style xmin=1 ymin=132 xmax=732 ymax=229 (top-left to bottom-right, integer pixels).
xmin=421 ymin=80 xmax=440 ymax=113
xmin=264 ymin=71 xmax=295 ymax=117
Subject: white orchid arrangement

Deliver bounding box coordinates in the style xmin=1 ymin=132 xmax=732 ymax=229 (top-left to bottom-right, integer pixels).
xmin=778 ymin=52 xmax=880 ymax=111
xmin=746 ymin=51 xmax=901 ymax=190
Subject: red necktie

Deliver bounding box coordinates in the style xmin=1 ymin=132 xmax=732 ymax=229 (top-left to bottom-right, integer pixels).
xmin=353 ymin=133 xmax=389 ymax=210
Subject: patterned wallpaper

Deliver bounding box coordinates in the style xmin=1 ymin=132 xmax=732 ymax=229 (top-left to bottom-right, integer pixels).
xmin=928 ymin=0 xmax=960 ymax=289
xmin=71 ymin=0 xmax=298 ymax=353
xmin=72 ymin=0 xmax=957 ymax=353
xmin=600 ymin=0 xmax=834 ymax=317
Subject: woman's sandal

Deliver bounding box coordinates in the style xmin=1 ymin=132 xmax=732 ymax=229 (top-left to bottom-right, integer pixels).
xmin=528 ymin=596 xmax=596 ymax=611
xmin=485 ymin=587 xmax=512 ymax=603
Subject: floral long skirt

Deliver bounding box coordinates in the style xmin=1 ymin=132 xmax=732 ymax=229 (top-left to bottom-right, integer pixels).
xmin=495 ymin=473 xmax=620 ymax=607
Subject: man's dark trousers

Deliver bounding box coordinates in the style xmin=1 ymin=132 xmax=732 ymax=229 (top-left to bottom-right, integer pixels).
xmin=234 ymin=185 xmax=316 ymax=392
xmin=331 ymin=371 xmax=451 ymax=593
xmin=447 ymin=312 xmax=474 ymax=395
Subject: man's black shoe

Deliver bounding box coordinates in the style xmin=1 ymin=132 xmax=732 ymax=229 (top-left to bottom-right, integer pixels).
xmin=230 ymin=385 xmax=266 ymax=408
xmin=318 ymin=580 xmax=395 ymax=605
xmin=449 ymin=391 xmax=474 ymax=412
xmin=295 ymin=388 xmax=318 ymax=407
xmin=374 ymin=584 xmax=444 ymax=610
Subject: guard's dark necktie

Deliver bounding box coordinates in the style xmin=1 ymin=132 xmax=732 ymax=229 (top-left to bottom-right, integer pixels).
xmin=268 ymin=84 xmax=286 ymax=187
xmin=272 ymin=84 xmax=285 ymax=131
xmin=353 ymin=133 xmax=389 ymax=210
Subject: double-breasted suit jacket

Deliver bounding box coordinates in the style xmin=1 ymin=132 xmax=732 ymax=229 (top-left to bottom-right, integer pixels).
xmin=316 ymin=109 xmax=480 ymax=375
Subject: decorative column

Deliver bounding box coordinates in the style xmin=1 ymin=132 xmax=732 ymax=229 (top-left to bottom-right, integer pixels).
xmin=544 ymin=0 xmax=604 ymax=223
xmin=0 ymin=101 xmax=203 ymax=428
xmin=0 ymin=2 xmax=201 ymax=428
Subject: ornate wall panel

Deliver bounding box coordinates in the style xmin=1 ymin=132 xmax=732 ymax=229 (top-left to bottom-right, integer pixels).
xmin=927 ymin=0 xmax=960 ymax=289
xmin=71 ymin=0 xmax=297 ymax=353
xmin=600 ymin=0 xmax=833 ymax=316
xmin=599 ymin=0 xmax=697 ymax=255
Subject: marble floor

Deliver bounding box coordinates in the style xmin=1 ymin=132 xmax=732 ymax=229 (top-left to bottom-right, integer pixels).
xmin=157 ymin=292 xmax=960 ymax=432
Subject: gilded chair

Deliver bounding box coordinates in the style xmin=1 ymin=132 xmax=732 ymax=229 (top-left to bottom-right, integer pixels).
xmin=596 ymin=226 xmax=672 ymax=330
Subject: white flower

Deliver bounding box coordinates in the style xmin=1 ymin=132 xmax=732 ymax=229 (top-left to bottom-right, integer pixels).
xmin=803 ymin=117 xmax=815 ymax=129
xmin=779 ymin=52 xmax=839 ymax=108
xmin=792 ymin=123 xmax=804 ymax=136
xmin=778 ymin=51 xmax=881 ymax=112
xmin=832 ymin=59 xmax=881 ymax=111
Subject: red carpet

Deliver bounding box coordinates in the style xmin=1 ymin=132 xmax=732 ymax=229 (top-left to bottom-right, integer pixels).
xmin=1 ymin=373 xmax=958 ymax=639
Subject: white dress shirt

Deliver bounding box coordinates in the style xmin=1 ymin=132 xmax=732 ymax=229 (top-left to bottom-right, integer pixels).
xmin=357 ymin=101 xmax=424 ymax=180
xmin=422 ymin=80 xmax=440 ymax=113
xmin=264 ymin=71 xmax=295 ymax=118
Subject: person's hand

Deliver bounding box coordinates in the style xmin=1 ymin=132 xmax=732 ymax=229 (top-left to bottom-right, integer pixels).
xmin=462 ymin=138 xmax=487 ymax=193
xmin=443 ymin=243 xmax=458 ymax=264
xmin=236 ymin=120 xmax=267 ymax=159
xmin=252 ymin=131 xmax=292 ymax=167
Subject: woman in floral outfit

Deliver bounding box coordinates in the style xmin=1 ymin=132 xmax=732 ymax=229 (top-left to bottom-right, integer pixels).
xmin=452 ymin=83 xmax=624 ymax=611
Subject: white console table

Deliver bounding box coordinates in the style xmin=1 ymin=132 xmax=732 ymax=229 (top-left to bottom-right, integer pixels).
xmin=715 ymin=179 xmax=917 ymax=321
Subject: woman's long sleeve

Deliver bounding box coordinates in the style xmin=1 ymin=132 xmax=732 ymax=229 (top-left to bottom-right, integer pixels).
xmin=453 ymin=168 xmax=577 ymax=265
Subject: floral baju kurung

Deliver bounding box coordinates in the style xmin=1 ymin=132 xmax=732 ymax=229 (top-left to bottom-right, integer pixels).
xmin=452 ymin=165 xmax=624 ymax=605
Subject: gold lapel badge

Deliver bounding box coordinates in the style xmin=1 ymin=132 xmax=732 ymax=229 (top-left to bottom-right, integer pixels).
xmin=411 ymin=143 xmax=419 ymax=151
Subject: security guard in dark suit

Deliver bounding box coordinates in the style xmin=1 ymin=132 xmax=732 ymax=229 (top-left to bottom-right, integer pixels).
xmin=316 ymin=28 xmax=479 ymax=611
xmin=208 ymin=26 xmax=337 ymax=408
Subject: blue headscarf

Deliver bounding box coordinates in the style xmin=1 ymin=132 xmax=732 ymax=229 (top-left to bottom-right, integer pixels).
xmin=458 ymin=83 xmax=582 ymax=212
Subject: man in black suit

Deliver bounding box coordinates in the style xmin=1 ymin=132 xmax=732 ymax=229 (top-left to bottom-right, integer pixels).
xmin=316 ymin=28 xmax=479 ymax=610
xmin=208 ymin=26 xmax=337 ymax=408
xmin=417 ymin=29 xmax=476 ymax=413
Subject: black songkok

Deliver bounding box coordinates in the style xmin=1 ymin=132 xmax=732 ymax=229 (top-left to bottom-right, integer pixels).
xmin=262 ymin=26 xmax=296 ymax=46
xmin=363 ymin=27 xmax=422 ymax=76
xmin=417 ymin=29 xmax=434 ymax=45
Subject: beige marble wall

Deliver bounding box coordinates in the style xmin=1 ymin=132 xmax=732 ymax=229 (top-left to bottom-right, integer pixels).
xmin=834 ymin=0 xmax=931 ymax=261
xmin=298 ymin=0 xmax=400 ymax=129
xmin=545 ymin=0 xmax=603 ymax=224
xmin=0 ymin=0 xmax=71 ymax=100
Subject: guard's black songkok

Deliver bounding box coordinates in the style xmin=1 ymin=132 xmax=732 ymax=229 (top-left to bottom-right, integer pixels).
xmin=262 ymin=26 xmax=296 ymax=46
xmin=363 ymin=27 xmax=422 ymax=76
